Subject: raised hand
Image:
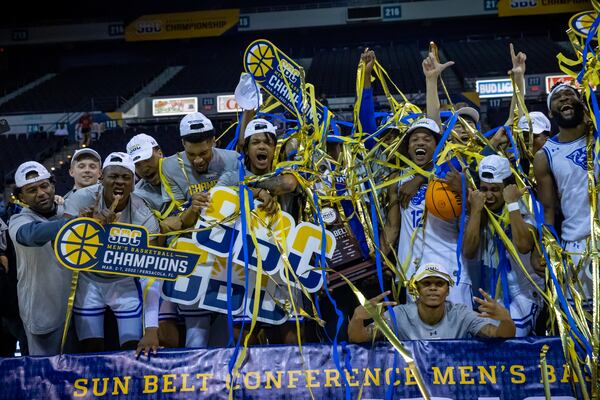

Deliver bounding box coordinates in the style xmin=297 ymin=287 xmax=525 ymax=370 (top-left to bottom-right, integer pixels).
xmin=503 ymin=184 xmax=529 ymax=204
xmin=422 ymin=51 xmax=454 ymax=80
xmin=508 ymin=43 xmax=526 ymax=78
xmin=468 ymin=189 xmax=486 ymax=214
xmin=473 ymin=288 xmax=511 ymax=322
xmin=360 ymin=48 xmax=376 ymax=76
xmin=352 ymin=290 xmax=397 ymax=321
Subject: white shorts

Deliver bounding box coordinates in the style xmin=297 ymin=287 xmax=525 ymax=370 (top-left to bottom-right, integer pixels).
xmin=562 ymin=238 xmax=594 ymax=307
xmin=73 ymin=274 xmax=143 ymax=345
xmin=510 ymin=294 xmax=541 ymax=337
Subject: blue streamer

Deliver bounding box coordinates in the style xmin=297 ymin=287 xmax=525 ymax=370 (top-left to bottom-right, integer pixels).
xmin=313 ymin=192 xmax=351 ymax=400
xmin=577 ymin=12 xmax=600 ymax=84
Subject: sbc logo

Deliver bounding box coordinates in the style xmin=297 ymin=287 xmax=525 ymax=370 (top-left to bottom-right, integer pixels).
xmin=136 ymin=20 xmax=162 ymax=34
xmin=55 ymin=219 xmax=105 ymax=270
xmin=108 ymin=227 xmax=142 ymax=246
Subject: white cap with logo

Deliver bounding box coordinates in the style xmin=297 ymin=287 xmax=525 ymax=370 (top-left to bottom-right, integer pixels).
xmin=517 ymin=112 xmax=552 ymax=135
xmin=479 ymin=154 xmax=512 ymax=184
xmin=127 ymin=133 xmax=158 ymax=163
xmin=15 ymin=161 xmax=52 ymax=188
xmin=179 ymin=112 xmax=214 ymax=137
xmin=71 ymin=148 xmax=101 ymax=165
xmin=102 ymin=152 xmax=136 ymax=175
xmin=412 ymin=263 xmax=454 ymax=286
xmin=235 ymin=72 xmax=263 ymax=111
xmin=244 ymin=118 xmax=277 ymax=140
xmin=406 ymin=117 xmax=441 ymax=136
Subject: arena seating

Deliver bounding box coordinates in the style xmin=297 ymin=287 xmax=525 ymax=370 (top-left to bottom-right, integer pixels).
xmin=0 ymin=64 xmax=165 ymax=114
xmin=0 ymin=70 xmax=46 ymax=98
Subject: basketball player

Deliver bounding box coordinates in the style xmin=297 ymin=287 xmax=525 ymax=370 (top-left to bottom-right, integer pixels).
xmin=463 ymin=155 xmax=544 ymax=336
xmin=160 ymin=112 xmax=238 ymax=348
xmin=63 ymin=148 xmax=102 ymax=199
xmin=534 ymin=83 xmax=596 ymax=308
xmin=64 ymin=152 xmax=161 ymax=354
xmin=8 ymin=161 xmax=74 ymax=355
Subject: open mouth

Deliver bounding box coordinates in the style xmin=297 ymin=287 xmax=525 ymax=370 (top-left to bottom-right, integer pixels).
xmin=256 ymin=153 xmax=268 ymax=162
xmin=415 ymin=148 xmax=427 ymax=156
xmin=560 ymin=104 xmax=574 ymax=117
xmin=113 ymin=189 xmax=124 ymax=197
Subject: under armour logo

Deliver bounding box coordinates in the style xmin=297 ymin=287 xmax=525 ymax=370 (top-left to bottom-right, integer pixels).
xmin=430 ymin=330 xmax=437 ymax=336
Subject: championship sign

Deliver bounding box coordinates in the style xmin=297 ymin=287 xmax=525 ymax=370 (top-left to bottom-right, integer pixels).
xmin=54 ymin=218 xmax=200 ymax=280
xmin=498 ymin=0 xmax=591 ymax=17
xmin=162 ymin=186 xmax=337 ymax=324
xmin=243 ymin=39 xmax=332 ymax=127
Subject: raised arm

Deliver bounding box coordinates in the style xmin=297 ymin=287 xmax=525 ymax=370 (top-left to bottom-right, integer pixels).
xmin=503 ymin=184 xmax=535 ymax=254
xmin=422 ymin=50 xmax=454 ymax=129
xmin=533 ymin=150 xmax=556 ymax=228
xmin=504 ymin=43 xmax=526 ymax=127
xmin=462 ymin=190 xmax=485 ymax=259
xmin=380 ymin=182 xmax=400 ymax=256
xmin=358 ymin=49 xmax=378 ymax=146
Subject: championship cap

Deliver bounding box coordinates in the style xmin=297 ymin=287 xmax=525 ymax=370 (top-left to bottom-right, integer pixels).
xmin=102 ymin=152 xmax=136 ymax=175
xmin=412 ymin=263 xmax=454 ymax=286
xmin=127 ymin=134 xmax=159 ymax=163
xmin=456 ymin=106 xmax=480 ymax=124
xmin=478 ymin=154 xmax=512 ymax=184
xmin=179 ymin=112 xmax=214 ymax=137
xmin=71 ymin=148 xmax=101 ymax=165
xmin=405 ymin=118 xmax=441 ymax=137
xmin=517 ymin=112 xmax=552 ymax=135
xmin=14 ymin=161 xmax=52 ymax=188
xmin=244 ymin=118 xmax=277 ymax=140
xmin=546 ymin=83 xmax=578 ymax=110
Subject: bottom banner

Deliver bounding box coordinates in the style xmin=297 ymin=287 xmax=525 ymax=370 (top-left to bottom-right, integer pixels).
xmin=0 ymin=337 xmax=584 ymax=399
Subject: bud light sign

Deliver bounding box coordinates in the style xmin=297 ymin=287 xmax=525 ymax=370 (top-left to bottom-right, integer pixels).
xmin=476 ymin=79 xmax=513 ymax=98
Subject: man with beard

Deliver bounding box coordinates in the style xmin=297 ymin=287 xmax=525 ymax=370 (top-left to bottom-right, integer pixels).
xmin=534 ymin=83 xmax=595 ymax=307
xmin=348 ymin=263 xmax=515 ymax=342
xmin=64 ymin=152 xmax=161 ymax=355
xmin=463 ymin=155 xmax=544 ymax=336
xmin=8 ymin=162 xmax=74 ymax=355
xmin=63 ymin=148 xmax=102 ymax=200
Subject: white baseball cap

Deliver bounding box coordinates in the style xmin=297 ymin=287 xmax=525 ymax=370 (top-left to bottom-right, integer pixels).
xmin=412 ymin=263 xmax=454 ymax=286
xmin=244 ymin=118 xmax=277 ymax=140
xmin=102 ymin=152 xmax=135 ymax=175
xmin=517 ymin=112 xmax=552 ymax=135
xmin=127 ymin=133 xmax=159 ymax=163
xmin=235 ymin=72 xmax=263 ymax=111
xmin=405 ymin=117 xmax=441 ymax=136
xmin=479 ymin=154 xmax=512 ymax=184
xmin=15 ymin=161 xmax=52 ymax=188
xmin=547 ymin=83 xmax=578 ymax=110
xmin=71 ymin=148 xmax=101 ymax=165
xmin=179 ymin=112 xmax=214 ymax=137
xmin=456 ymin=106 xmax=480 ymax=124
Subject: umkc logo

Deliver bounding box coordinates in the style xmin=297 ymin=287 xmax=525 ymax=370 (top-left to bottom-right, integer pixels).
xmin=54 ymin=218 xmax=199 ymax=280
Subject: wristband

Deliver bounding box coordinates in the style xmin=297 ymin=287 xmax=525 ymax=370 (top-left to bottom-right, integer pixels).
xmin=506 ymin=202 xmax=520 ymax=213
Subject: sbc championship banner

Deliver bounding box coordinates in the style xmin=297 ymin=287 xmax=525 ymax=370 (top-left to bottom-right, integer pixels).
xmin=0 ymin=338 xmax=582 ymax=399
xmin=125 ymin=9 xmax=239 ymax=41
xmin=498 ymin=0 xmax=591 ymax=17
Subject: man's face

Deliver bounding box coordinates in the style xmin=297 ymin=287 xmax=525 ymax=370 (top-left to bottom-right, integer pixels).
xmin=479 ymin=181 xmax=505 ymax=212
xmin=523 ymin=131 xmax=549 ymax=155
xmin=135 ymin=149 xmax=163 ymax=186
xmin=451 ymin=118 xmax=477 ymax=143
xmin=246 ymin=133 xmax=275 ymax=175
xmin=69 ymin=157 xmax=101 ymax=189
xmin=407 ymin=130 xmax=436 ymax=167
xmin=183 ymin=138 xmax=214 ymax=174
xmin=417 ymin=277 xmax=449 ymax=307
xmin=19 ymin=178 xmax=55 ymax=214
xmin=549 ymin=88 xmax=585 ymax=129
xmin=102 ymin=166 xmax=133 ymax=210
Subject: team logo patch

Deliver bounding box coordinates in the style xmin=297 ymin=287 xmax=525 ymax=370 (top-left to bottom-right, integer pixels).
xmin=566 ymin=147 xmax=587 ymax=170
xmin=54 ymin=218 xmax=200 ymax=279
xmin=411 ymin=185 xmax=427 ymax=206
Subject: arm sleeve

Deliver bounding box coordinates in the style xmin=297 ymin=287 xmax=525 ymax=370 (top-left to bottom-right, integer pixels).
xmin=140 ymin=278 xmax=161 ymax=329
xmin=358 ymin=88 xmax=378 ymax=150
xmin=15 ymin=218 xmax=69 ymax=247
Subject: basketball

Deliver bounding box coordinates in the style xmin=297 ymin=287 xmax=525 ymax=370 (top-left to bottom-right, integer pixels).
xmin=425 ymin=180 xmax=463 ymax=221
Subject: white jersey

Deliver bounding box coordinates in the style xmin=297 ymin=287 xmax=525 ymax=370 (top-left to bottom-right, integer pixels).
xmin=542 ymin=135 xmax=595 ymax=241
xmin=396 ymin=175 xmax=426 ymax=277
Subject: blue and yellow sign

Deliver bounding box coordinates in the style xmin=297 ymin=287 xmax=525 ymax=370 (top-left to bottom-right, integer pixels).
xmin=244 ymin=39 xmax=331 ymax=126
xmin=54 ymin=218 xmax=200 ymax=280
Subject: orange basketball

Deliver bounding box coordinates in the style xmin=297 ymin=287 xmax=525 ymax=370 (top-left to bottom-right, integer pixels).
xmin=425 ymin=180 xmax=462 ymax=221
